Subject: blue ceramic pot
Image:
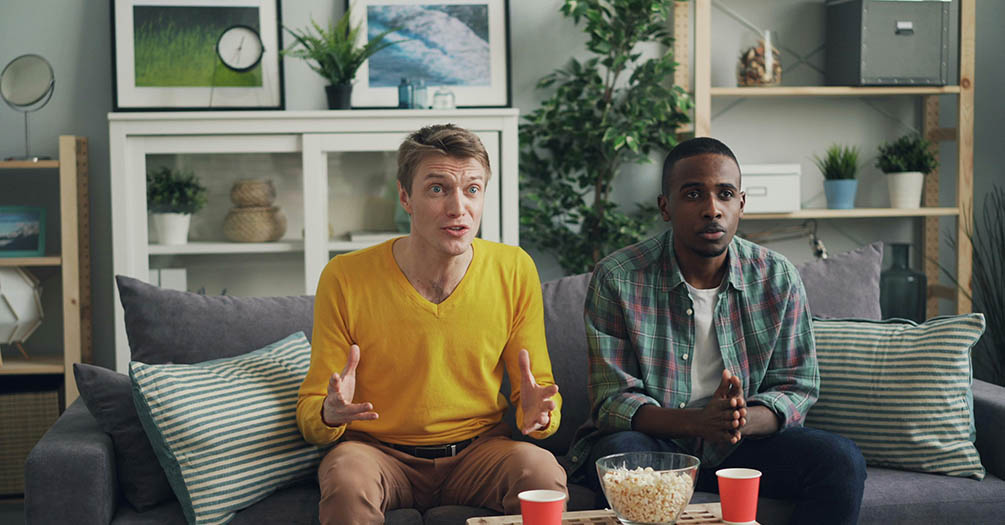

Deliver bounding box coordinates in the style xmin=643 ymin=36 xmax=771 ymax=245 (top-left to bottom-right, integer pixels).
xmin=824 ymin=179 xmax=858 ymax=209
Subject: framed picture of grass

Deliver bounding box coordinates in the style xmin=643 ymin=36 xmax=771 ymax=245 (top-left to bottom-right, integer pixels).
xmin=112 ymin=0 xmax=284 ymax=110
xmin=349 ymin=0 xmax=511 ymax=108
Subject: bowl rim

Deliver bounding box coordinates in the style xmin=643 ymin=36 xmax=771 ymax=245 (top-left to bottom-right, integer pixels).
xmin=595 ymin=451 xmax=701 ymax=472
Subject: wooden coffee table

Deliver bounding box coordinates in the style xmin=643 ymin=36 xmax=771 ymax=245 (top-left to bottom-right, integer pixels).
xmin=466 ymin=502 xmax=759 ymax=524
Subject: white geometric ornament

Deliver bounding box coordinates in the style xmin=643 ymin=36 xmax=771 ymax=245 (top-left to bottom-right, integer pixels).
xmin=0 ymin=267 xmax=44 ymax=363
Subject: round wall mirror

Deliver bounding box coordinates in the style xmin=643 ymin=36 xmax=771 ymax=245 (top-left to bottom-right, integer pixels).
xmin=1 ymin=54 xmax=55 ymax=161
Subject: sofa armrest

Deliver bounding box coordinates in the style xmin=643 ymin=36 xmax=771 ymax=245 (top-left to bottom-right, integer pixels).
xmin=25 ymin=398 xmax=118 ymax=525
xmin=974 ymin=378 xmax=1005 ymax=479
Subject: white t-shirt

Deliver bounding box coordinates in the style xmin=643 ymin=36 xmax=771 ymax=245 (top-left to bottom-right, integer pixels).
xmin=685 ymin=280 xmax=726 ymax=408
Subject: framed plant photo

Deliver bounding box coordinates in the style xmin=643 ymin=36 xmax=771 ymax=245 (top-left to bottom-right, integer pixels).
xmin=349 ymin=0 xmax=511 ymax=108
xmin=111 ymin=0 xmax=284 ymax=111
xmin=0 ymin=206 xmax=46 ymax=258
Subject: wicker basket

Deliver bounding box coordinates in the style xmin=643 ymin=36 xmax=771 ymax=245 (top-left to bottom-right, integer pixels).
xmin=223 ymin=206 xmax=287 ymax=242
xmin=230 ymin=179 xmax=276 ymax=207
xmin=0 ymin=389 xmax=59 ymax=495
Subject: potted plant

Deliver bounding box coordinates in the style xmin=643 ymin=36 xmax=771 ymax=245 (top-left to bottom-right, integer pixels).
xmin=876 ymin=134 xmax=938 ymax=209
xmin=520 ymin=0 xmax=692 ymax=274
xmin=813 ymin=144 xmax=860 ymax=209
xmin=281 ymin=8 xmax=402 ymax=109
xmin=147 ymin=166 xmax=208 ymax=245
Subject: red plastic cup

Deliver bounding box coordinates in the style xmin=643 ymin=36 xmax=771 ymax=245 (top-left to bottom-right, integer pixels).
xmin=517 ymin=489 xmax=566 ymax=525
xmin=716 ymin=468 xmax=762 ymax=525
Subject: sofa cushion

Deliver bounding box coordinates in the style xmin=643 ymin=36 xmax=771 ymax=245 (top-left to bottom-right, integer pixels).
xmin=116 ymin=275 xmax=313 ymax=364
xmin=130 ymin=332 xmax=324 ymax=525
xmin=795 ymin=241 xmax=883 ymax=320
xmin=859 ymin=467 xmax=1005 ymax=524
xmin=537 ymin=272 xmax=592 ymax=456
xmin=806 ymin=315 xmax=987 ymax=479
xmin=73 ymin=363 xmax=174 ymax=511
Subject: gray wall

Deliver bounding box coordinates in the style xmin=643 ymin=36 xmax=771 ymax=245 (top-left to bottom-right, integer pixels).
xmin=0 ymin=1 xmax=1000 ymax=370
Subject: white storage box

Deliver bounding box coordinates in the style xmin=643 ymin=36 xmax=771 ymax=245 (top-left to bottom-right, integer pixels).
xmin=740 ymin=164 xmax=801 ymax=213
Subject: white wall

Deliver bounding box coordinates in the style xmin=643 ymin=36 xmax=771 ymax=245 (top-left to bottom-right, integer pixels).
xmin=0 ymin=0 xmax=999 ymax=369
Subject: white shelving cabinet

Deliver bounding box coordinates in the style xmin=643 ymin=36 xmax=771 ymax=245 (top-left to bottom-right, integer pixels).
xmin=109 ymin=110 xmax=519 ymax=372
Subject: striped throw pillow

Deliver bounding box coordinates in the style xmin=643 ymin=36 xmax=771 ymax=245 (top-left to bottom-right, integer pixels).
xmin=130 ymin=332 xmax=323 ymax=525
xmin=805 ymin=315 xmax=986 ymax=480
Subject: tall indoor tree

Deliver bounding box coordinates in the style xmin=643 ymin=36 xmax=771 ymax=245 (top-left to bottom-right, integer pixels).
xmin=520 ymin=0 xmax=691 ymax=274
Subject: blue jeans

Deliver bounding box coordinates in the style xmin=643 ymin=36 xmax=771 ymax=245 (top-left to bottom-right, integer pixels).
xmin=586 ymin=427 xmax=866 ymax=525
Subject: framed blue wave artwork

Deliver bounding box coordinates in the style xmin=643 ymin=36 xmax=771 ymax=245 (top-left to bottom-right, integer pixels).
xmin=0 ymin=206 xmax=46 ymax=258
xmin=348 ymin=0 xmax=511 ymax=108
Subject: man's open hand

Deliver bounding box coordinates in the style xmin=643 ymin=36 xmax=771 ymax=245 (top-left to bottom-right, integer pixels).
xmin=322 ymin=344 xmax=378 ymax=427
xmin=695 ymin=369 xmax=747 ymax=444
xmin=518 ymin=349 xmax=558 ymax=435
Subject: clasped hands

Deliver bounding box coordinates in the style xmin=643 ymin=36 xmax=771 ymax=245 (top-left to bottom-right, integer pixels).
xmin=322 ymin=345 xmax=558 ymax=435
xmin=696 ymin=369 xmax=747 ymax=445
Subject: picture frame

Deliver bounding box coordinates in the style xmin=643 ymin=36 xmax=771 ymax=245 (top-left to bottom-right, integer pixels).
xmin=111 ymin=0 xmax=284 ymax=111
xmin=348 ymin=0 xmax=511 ymax=108
xmin=0 ymin=206 xmax=46 ymax=258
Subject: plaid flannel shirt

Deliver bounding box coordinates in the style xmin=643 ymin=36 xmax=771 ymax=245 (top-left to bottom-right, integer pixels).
xmin=565 ymin=230 xmax=819 ymax=476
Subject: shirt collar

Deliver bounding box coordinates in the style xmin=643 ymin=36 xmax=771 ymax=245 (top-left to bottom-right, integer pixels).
xmin=661 ymin=229 xmax=747 ymax=293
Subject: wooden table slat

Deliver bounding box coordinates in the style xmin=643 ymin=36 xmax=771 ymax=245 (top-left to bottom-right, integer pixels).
xmin=466 ymin=503 xmax=757 ymax=525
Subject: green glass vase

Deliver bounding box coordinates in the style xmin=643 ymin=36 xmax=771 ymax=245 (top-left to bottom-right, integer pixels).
xmin=880 ymin=243 xmax=927 ymax=322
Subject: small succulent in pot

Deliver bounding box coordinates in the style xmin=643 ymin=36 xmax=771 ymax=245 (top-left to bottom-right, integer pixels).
xmin=147 ymin=166 xmax=208 ymax=214
xmin=813 ymin=144 xmax=860 ymax=180
xmin=876 ymin=134 xmax=938 ymax=175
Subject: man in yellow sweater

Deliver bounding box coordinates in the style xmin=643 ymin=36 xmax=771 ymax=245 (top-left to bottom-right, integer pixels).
xmin=297 ymin=124 xmax=566 ymax=523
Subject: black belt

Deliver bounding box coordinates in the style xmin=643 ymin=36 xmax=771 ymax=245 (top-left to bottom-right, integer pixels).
xmin=383 ymin=438 xmax=474 ymax=459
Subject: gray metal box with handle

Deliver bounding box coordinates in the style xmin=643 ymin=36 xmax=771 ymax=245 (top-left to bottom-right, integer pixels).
xmin=825 ymin=0 xmax=951 ymax=85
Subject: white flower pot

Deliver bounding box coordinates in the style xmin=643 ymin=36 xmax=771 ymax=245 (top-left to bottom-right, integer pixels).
xmin=152 ymin=213 xmax=192 ymax=245
xmin=886 ymin=171 xmax=925 ymax=209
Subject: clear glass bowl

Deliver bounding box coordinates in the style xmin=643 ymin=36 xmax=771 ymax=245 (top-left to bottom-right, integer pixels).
xmin=596 ymin=452 xmax=701 ymax=525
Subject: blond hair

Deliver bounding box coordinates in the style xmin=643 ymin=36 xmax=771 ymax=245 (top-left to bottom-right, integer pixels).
xmin=397 ymin=124 xmax=491 ymax=195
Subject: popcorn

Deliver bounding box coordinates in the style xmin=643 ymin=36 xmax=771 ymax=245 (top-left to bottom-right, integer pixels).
xmin=601 ymin=466 xmax=694 ymax=523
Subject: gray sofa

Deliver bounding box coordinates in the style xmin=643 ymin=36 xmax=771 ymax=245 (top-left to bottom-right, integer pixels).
xmin=25 ymin=272 xmax=1005 ymax=524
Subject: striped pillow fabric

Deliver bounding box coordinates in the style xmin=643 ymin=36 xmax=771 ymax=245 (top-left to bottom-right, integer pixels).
xmin=806 ymin=314 xmax=986 ymax=480
xmin=130 ymin=332 xmax=323 ymax=525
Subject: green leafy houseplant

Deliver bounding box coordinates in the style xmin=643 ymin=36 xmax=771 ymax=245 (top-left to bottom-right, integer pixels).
xmin=147 ymin=166 xmax=208 ymax=215
xmin=520 ymin=0 xmax=691 ymax=274
xmin=876 ymin=134 xmax=938 ymax=174
xmin=945 ymin=186 xmax=1005 ymax=386
xmin=281 ymin=8 xmax=401 ymax=88
xmin=813 ymin=145 xmax=860 ymax=180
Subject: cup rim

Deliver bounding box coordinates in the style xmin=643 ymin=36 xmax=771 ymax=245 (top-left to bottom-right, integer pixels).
xmin=715 ymin=468 xmax=762 ymax=479
xmin=517 ymin=489 xmax=567 ymax=503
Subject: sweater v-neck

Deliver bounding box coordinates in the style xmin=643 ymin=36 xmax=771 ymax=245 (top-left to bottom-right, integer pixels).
xmin=387 ymin=239 xmax=477 ymax=318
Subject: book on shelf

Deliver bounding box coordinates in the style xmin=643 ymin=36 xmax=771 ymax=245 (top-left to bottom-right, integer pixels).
xmin=347 ymin=231 xmax=403 ymax=243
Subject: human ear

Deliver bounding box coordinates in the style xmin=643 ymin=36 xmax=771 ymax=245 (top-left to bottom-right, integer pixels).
xmin=398 ymin=181 xmax=412 ymax=215
xmin=657 ymin=194 xmax=671 ymax=222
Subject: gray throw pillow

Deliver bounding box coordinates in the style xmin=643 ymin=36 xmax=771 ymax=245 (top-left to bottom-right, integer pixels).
xmin=73 ymin=363 xmax=174 ymax=511
xmin=536 ymin=272 xmax=592 ymax=456
xmin=795 ymin=242 xmax=884 ymax=320
xmin=116 ymin=275 xmax=314 ymax=364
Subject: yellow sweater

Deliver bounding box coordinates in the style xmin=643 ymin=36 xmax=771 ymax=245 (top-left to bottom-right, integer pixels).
xmin=296 ymin=238 xmax=562 ymax=446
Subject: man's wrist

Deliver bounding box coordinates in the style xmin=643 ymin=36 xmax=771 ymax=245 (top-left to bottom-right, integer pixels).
xmin=320 ymin=401 xmax=341 ymax=428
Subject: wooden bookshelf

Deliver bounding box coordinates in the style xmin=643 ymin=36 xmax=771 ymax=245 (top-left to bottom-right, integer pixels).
xmin=0 ymin=160 xmax=59 ymax=170
xmin=0 ymin=257 xmax=61 ymax=267
xmin=744 ymin=208 xmax=960 ymax=220
xmin=710 ymin=86 xmax=962 ymax=97
xmin=0 ymin=356 xmax=63 ymax=375
xmin=0 ymin=136 xmax=91 ymax=407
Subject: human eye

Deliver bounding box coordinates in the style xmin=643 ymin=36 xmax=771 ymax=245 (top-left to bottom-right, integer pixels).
xmin=719 ymin=189 xmax=735 ymax=199
xmin=429 ymin=184 xmax=443 ymax=194
xmin=685 ymin=190 xmax=700 ymax=200
xmin=467 ymin=185 xmax=480 ymax=194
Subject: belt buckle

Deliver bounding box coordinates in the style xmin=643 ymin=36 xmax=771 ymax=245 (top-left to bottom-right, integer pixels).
xmin=446 ymin=443 xmax=457 ymax=457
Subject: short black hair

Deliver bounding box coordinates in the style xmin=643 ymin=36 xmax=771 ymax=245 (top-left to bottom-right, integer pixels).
xmin=661 ymin=137 xmax=740 ymax=197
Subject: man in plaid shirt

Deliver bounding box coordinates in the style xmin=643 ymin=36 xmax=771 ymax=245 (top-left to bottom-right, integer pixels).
xmin=567 ymin=138 xmax=866 ymax=524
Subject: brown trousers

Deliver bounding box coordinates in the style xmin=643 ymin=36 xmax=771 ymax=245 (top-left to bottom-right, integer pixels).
xmin=317 ymin=423 xmax=567 ymax=525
